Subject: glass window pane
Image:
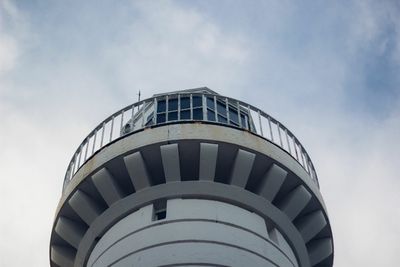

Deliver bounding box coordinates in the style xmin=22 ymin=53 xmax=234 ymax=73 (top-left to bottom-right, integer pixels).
xmin=207 ymin=97 xmax=214 ymax=109
xmin=146 ymin=114 xmax=154 ymax=126
xmin=157 ymin=113 xmax=166 ymax=123
xmin=180 ymin=97 xmax=190 ymax=109
xmin=193 ymin=96 xmax=202 ymax=107
xmin=229 ymin=107 xmax=239 ymax=124
xmin=168 ymin=111 xmax=178 ymax=121
xmin=168 ymin=98 xmax=178 ymax=111
xmin=217 ymin=101 xmax=226 ymax=115
xmin=241 ymin=114 xmax=247 ymax=128
xmin=229 ymin=120 xmax=239 ymax=127
xmin=180 ymin=110 xmax=190 ymax=120
xmin=207 ymin=110 xmax=216 ymax=121
xmin=218 ymin=115 xmax=227 ymax=123
xmin=157 ymin=100 xmax=166 ymax=112
xmin=193 ymin=108 xmax=203 ymax=120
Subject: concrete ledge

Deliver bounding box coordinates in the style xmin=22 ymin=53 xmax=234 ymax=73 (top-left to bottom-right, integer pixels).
xmin=58 ymin=123 xmax=325 ymax=216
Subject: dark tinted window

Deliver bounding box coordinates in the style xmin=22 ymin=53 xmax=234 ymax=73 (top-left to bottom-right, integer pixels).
xmin=229 ymin=107 xmax=239 ymax=124
xmin=193 ymin=96 xmax=202 ymax=107
xmin=180 ymin=110 xmax=190 ymax=119
xmin=207 ymin=97 xmax=214 ymax=109
xmin=207 ymin=110 xmax=216 ymax=121
xmin=216 ymin=101 xmax=226 ymax=115
xmin=180 ymin=97 xmax=190 ymax=109
xmin=157 ymin=100 xmax=166 ymax=112
xmin=157 ymin=113 xmax=166 ymax=123
xmin=193 ymin=108 xmax=203 ymax=120
xmin=168 ymin=111 xmax=178 ymax=121
xmin=168 ymin=98 xmax=178 ymax=111
xmin=218 ymin=115 xmax=227 ymax=123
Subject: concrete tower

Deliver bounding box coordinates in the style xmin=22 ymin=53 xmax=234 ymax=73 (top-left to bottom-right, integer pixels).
xmin=50 ymin=87 xmax=333 ymax=267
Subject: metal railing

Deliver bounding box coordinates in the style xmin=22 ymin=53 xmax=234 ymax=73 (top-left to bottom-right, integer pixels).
xmin=63 ymin=92 xmax=319 ymax=191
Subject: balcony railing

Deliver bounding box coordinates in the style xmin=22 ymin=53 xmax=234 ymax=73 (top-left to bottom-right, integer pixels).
xmin=63 ymin=92 xmax=319 ymax=191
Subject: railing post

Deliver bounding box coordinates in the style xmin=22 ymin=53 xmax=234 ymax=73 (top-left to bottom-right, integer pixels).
xmin=141 ymin=101 xmax=145 ymax=127
xmin=299 ymin=146 xmax=306 ymax=167
xmin=268 ymin=116 xmax=274 ymax=142
xmin=258 ymin=110 xmax=263 ymax=137
xmin=277 ymin=122 xmax=283 ymax=147
xmin=225 ymin=98 xmax=230 ymax=125
xmin=285 ymin=129 xmax=291 ymax=154
xmin=153 ymin=97 xmax=157 ymax=124
xmin=100 ymin=122 xmax=105 ymax=147
xmin=77 ymin=146 xmax=83 ymax=168
xmin=190 ymin=94 xmax=193 ymax=120
xmin=293 ymin=138 xmax=299 ymax=160
xmin=109 ymin=116 xmax=115 ymax=142
xmin=131 ymin=104 xmax=135 ymax=129
xmin=213 ymin=96 xmax=217 ymax=122
xmin=92 ymin=129 xmax=97 ymax=154
xmin=246 ymin=105 xmax=251 ymax=130
xmin=237 ymin=101 xmax=242 ymax=128
xmin=120 ymin=110 xmax=124 ymax=134
xmin=166 ymin=95 xmax=169 ymax=122
xmin=84 ymin=137 xmax=89 ymax=161
xmin=202 ymin=94 xmax=207 ymax=120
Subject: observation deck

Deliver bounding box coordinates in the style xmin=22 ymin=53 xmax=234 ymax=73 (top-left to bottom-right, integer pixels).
xmin=50 ymin=87 xmax=333 ymax=267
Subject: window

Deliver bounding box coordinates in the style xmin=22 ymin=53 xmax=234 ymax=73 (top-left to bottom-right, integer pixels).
xmin=167 ymin=98 xmax=178 ymax=121
xmin=180 ymin=96 xmax=191 ymax=120
xmin=205 ymin=97 xmax=250 ymax=129
xmin=154 ymin=94 xmax=250 ymax=129
xmin=192 ymin=96 xmax=203 ymax=120
xmin=152 ymin=199 xmax=167 ymax=221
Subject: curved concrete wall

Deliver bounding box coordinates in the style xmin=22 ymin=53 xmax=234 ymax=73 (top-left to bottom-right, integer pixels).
xmin=88 ymin=199 xmax=298 ymax=267
xmin=58 ymin=123 xmax=325 ymax=215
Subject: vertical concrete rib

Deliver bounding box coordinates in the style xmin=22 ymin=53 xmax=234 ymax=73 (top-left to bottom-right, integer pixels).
xmin=50 ymin=245 xmax=75 ymax=267
xmin=230 ymin=149 xmax=256 ymax=188
xmin=199 ymin=143 xmax=218 ymax=181
xmin=258 ymin=163 xmax=287 ymax=202
xmin=296 ymin=210 xmax=327 ymax=243
xmin=91 ymin=168 xmax=124 ymax=206
xmin=68 ymin=190 xmax=103 ymax=226
xmin=308 ymin=238 xmax=333 ymax=266
xmin=54 ymin=217 xmax=86 ymax=249
xmin=277 ymin=185 xmax=312 ymax=221
xmin=123 ymin=151 xmax=151 ymax=191
xmin=160 ymin=143 xmax=181 ymax=182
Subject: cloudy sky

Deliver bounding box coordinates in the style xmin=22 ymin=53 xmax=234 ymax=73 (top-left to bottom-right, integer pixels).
xmin=1 ymin=0 xmax=399 ymax=266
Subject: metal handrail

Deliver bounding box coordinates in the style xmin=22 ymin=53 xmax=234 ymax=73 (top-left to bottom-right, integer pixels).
xmin=63 ymin=92 xmax=319 ymax=191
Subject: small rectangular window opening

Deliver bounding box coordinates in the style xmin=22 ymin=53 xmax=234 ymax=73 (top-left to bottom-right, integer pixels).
xmin=152 ymin=199 xmax=167 ymax=221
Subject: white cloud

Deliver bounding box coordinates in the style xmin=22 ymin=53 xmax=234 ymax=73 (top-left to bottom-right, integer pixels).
xmin=0 ymin=1 xmax=399 ymax=266
xmin=0 ymin=34 xmax=18 ymax=74
xmin=100 ymin=1 xmax=251 ymax=98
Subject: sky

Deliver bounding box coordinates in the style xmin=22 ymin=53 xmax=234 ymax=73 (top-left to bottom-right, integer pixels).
xmin=0 ymin=0 xmax=399 ymax=266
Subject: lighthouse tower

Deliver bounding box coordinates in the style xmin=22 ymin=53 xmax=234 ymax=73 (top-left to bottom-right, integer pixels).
xmin=50 ymin=87 xmax=333 ymax=267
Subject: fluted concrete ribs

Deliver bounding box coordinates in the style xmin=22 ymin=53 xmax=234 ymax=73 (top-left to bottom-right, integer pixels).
xmin=68 ymin=190 xmax=103 ymax=226
xmin=278 ymin=185 xmax=312 ymax=221
xmin=160 ymin=144 xmax=181 ymax=182
xmin=50 ymin=245 xmax=75 ymax=267
xmin=258 ymin=163 xmax=287 ymax=202
xmin=296 ymin=210 xmax=327 ymax=243
xmin=123 ymin=151 xmax=151 ymax=191
xmin=230 ymin=149 xmax=256 ymax=188
xmin=55 ymin=217 xmax=85 ymax=249
xmin=199 ymin=143 xmax=218 ymax=181
xmin=92 ymin=168 xmax=124 ymax=206
xmin=308 ymin=238 xmax=333 ymax=266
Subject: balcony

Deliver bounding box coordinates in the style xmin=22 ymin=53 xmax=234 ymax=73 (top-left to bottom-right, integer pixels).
xmin=63 ymin=87 xmax=318 ymax=191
